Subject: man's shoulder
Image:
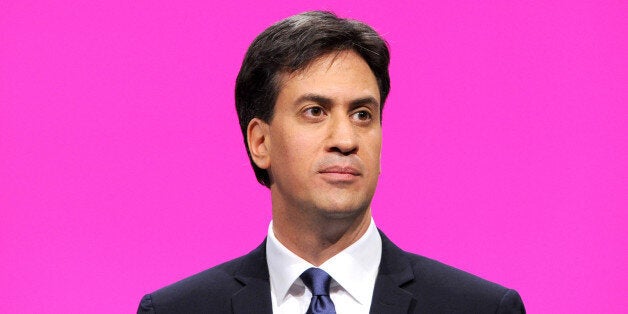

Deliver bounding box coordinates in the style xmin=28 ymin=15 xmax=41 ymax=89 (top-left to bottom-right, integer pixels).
xmin=152 ymin=255 xmax=247 ymax=296
xmin=403 ymin=250 xmax=512 ymax=294
xmin=379 ymin=232 xmax=525 ymax=312
xmin=138 ymin=243 xmax=268 ymax=313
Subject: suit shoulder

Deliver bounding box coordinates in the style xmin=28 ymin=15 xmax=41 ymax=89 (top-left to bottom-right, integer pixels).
xmin=405 ymin=252 xmax=509 ymax=293
xmin=138 ymin=244 xmax=268 ymax=313
xmin=155 ymin=256 xmax=246 ymax=296
xmin=401 ymin=251 xmax=525 ymax=312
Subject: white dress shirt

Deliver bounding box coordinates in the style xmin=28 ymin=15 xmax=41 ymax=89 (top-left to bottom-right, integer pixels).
xmin=266 ymin=218 xmax=382 ymax=314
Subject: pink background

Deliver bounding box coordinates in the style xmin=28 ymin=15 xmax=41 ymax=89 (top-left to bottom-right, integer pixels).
xmin=2 ymin=1 xmax=626 ymax=313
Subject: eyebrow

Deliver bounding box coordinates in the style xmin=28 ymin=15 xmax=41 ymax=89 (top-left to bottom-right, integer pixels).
xmin=294 ymin=93 xmax=380 ymax=108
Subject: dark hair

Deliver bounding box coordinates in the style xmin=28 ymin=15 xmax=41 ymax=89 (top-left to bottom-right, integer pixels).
xmin=235 ymin=11 xmax=390 ymax=187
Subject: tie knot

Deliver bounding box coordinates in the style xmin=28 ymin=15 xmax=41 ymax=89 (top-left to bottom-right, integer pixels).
xmin=300 ymin=268 xmax=332 ymax=296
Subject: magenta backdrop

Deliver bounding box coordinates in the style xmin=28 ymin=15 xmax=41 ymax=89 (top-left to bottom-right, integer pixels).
xmin=2 ymin=1 xmax=626 ymax=313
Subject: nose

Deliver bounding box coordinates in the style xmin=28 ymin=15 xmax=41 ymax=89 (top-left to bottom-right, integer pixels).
xmin=325 ymin=115 xmax=358 ymax=155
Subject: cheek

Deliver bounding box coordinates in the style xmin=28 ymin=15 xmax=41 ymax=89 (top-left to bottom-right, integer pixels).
xmin=363 ymin=132 xmax=383 ymax=165
xmin=271 ymin=128 xmax=317 ymax=169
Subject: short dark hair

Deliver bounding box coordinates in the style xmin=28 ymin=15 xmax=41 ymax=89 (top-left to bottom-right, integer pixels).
xmin=235 ymin=11 xmax=390 ymax=187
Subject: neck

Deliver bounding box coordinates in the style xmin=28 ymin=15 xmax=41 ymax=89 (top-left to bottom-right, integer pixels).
xmin=271 ymin=205 xmax=372 ymax=266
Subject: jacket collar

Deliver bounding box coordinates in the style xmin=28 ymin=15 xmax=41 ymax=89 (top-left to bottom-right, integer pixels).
xmin=369 ymin=230 xmax=417 ymax=313
xmin=228 ymin=231 xmax=417 ymax=314
xmin=231 ymin=240 xmax=273 ymax=314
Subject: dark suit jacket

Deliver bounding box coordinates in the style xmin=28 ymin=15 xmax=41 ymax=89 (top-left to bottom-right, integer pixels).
xmin=138 ymin=232 xmax=525 ymax=313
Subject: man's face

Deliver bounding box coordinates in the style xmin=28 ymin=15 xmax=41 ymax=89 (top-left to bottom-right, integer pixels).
xmin=262 ymin=50 xmax=382 ymax=218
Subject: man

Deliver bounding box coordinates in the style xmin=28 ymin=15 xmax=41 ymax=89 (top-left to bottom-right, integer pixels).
xmin=138 ymin=11 xmax=525 ymax=313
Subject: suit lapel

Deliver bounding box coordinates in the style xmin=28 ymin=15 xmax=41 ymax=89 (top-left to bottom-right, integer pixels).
xmin=231 ymin=277 xmax=272 ymax=314
xmin=230 ymin=240 xmax=273 ymax=314
xmin=370 ymin=231 xmax=417 ymax=314
xmin=229 ymin=232 xmax=418 ymax=314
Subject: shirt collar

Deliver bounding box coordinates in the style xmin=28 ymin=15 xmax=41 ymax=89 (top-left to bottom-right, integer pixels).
xmin=266 ymin=218 xmax=382 ymax=306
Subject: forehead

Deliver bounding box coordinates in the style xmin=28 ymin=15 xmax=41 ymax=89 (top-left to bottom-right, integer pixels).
xmin=276 ymin=50 xmax=380 ymax=103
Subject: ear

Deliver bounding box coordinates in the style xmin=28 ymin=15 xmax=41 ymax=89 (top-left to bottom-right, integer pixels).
xmin=247 ymin=118 xmax=271 ymax=169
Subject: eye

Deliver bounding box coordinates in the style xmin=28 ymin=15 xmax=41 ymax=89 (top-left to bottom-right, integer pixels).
xmin=303 ymin=106 xmax=325 ymax=117
xmin=352 ymin=110 xmax=372 ymax=121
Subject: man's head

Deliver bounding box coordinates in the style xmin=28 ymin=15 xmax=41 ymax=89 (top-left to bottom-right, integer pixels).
xmin=235 ymin=11 xmax=390 ymax=187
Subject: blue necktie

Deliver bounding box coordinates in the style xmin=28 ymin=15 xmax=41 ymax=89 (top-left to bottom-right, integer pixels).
xmin=300 ymin=268 xmax=337 ymax=314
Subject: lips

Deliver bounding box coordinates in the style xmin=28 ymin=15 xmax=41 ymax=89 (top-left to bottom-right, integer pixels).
xmin=318 ymin=165 xmax=361 ymax=176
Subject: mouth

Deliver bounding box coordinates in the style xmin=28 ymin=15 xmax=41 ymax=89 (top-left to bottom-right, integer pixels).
xmin=318 ymin=165 xmax=361 ymax=182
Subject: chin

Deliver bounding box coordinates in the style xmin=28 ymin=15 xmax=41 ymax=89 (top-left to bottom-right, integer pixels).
xmin=315 ymin=199 xmax=370 ymax=219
